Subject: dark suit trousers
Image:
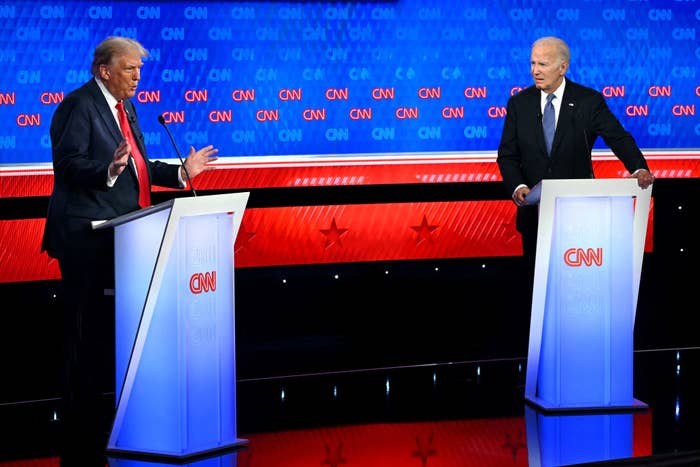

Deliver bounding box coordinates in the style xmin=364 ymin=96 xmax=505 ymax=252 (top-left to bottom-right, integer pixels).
xmin=517 ymin=205 xmax=539 ymax=314
xmin=517 ymin=205 xmax=539 ymax=271
xmin=57 ymin=227 xmax=115 ymax=467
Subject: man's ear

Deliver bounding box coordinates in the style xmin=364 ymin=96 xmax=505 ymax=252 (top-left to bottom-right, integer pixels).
xmin=99 ymin=64 xmax=110 ymax=80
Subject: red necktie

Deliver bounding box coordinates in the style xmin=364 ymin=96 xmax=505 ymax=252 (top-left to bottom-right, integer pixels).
xmin=115 ymin=100 xmax=150 ymax=208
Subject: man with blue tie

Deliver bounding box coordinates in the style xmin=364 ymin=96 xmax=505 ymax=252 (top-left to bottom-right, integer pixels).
xmin=41 ymin=36 xmax=219 ymax=466
xmin=497 ymin=36 xmax=654 ymax=265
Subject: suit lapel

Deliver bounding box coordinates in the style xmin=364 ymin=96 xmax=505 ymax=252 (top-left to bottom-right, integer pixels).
xmin=85 ymin=80 xmax=123 ymax=146
xmin=85 ymin=80 xmax=140 ymax=180
xmin=550 ymin=84 xmax=578 ymax=157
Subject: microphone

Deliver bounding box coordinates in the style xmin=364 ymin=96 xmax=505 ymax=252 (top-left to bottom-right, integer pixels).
xmin=158 ymin=114 xmax=197 ymax=197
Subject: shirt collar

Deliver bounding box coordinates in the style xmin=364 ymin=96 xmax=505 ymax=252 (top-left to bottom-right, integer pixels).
xmin=542 ymin=77 xmax=566 ymax=103
xmin=94 ymin=76 xmax=119 ymax=110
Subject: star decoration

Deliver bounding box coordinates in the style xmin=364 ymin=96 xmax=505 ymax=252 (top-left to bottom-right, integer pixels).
xmin=410 ymin=215 xmax=439 ymax=245
xmin=502 ymin=430 xmax=526 ymax=462
xmin=234 ymin=224 xmax=256 ymax=253
xmin=320 ymin=218 xmax=348 ymax=249
xmin=321 ymin=441 xmax=347 ymax=466
xmin=412 ymin=433 xmax=437 ymax=466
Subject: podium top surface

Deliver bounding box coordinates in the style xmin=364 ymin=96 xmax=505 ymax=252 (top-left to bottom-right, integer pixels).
xmin=525 ymin=178 xmax=652 ymax=205
xmin=94 ymin=192 xmax=250 ymax=230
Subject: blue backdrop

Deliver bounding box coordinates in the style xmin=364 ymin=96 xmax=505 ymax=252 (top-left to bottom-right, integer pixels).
xmin=0 ymin=1 xmax=697 ymax=164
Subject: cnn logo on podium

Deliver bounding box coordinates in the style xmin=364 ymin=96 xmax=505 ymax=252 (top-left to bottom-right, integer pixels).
xmin=189 ymin=271 xmax=216 ymax=294
xmin=563 ymin=248 xmax=603 ymax=267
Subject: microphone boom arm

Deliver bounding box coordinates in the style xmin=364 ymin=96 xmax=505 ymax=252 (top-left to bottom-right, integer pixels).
xmin=158 ymin=114 xmax=197 ymax=197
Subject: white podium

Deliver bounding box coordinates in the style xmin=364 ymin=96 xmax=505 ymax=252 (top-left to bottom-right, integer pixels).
xmin=96 ymin=192 xmax=250 ymax=460
xmin=525 ymin=405 xmax=633 ymax=466
xmin=524 ymin=179 xmax=651 ymax=411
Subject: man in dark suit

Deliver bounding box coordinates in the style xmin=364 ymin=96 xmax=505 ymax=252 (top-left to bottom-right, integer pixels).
xmin=497 ymin=36 xmax=654 ymax=265
xmin=41 ymin=36 xmax=218 ymax=467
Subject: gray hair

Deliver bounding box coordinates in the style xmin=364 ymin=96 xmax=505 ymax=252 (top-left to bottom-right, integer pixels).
xmin=532 ymin=36 xmax=570 ymax=66
xmin=91 ymin=36 xmax=148 ymax=76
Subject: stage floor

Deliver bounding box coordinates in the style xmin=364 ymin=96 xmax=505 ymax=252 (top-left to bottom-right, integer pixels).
xmin=1 ymin=347 xmax=699 ymax=466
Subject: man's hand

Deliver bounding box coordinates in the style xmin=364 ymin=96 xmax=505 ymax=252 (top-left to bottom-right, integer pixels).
xmin=631 ymin=169 xmax=655 ymax=189
xmin=513 ymin=186 xmax=530 ymax=206
xmin=182 ymin=145 xmax=219 ymax=181
xmin=109 ymin=140 xmax=130 ymax=178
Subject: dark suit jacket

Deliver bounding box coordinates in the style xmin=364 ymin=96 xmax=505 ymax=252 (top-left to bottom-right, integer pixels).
xmin=42 ymin=78 xmax=182 ymax=260
xmin=497 ymin=79 xmax=649 ymax=233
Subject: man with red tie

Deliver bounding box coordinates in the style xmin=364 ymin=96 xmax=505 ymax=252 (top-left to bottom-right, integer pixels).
xmin=41 ymin=36 xmax=218 ymax=467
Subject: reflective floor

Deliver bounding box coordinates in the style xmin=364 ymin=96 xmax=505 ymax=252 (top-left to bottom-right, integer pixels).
xmin=1 ymin=348 xmax=700 ymax=467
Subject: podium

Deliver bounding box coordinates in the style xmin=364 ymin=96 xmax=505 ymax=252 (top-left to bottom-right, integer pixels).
xmin=524 ymin=405 xmax=634 ymax=466
xmin=524 ymin=179 xmax=651 ymax=411
xmin=95 ymin=192 xmax=250 ymax=460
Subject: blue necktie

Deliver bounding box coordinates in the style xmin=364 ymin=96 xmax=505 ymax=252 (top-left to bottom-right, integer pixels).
xmin=543 ymin=93 xmax=555 ymax=156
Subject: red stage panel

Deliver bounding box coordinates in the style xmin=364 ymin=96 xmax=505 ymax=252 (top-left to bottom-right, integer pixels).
xmin=234 ymin=201 xmax=520 ymax=267
xmin=0 ymin=218 xmax=60 ymax=283
xmin=0 ymin=151 xmax=665 ymax=283
xmin=0 ymin=199 xmax=654 ymax=284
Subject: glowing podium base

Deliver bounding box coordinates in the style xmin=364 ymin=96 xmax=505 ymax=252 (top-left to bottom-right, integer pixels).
xmin=524 ymin=179 xmax=651 ymax=412
xmin=525 ymin=405 xmax=634 ymax=467
xmin=97 ymin=192 xmax=250 ymax=461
